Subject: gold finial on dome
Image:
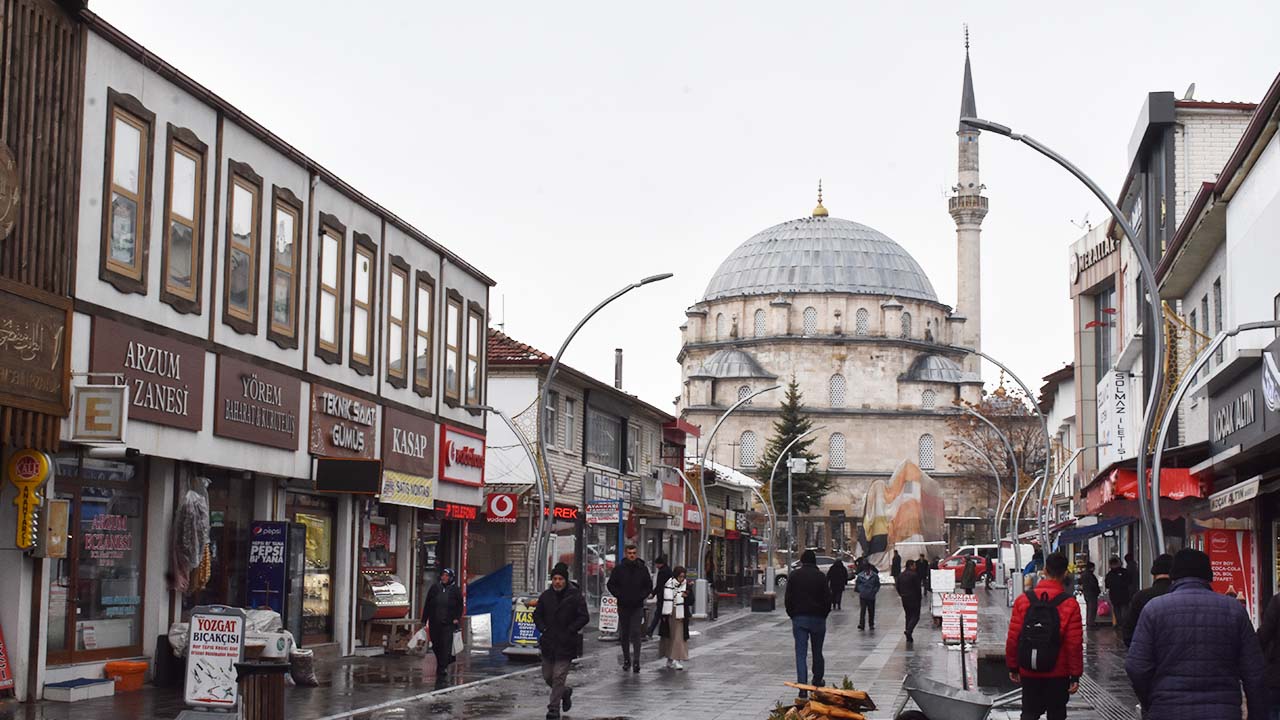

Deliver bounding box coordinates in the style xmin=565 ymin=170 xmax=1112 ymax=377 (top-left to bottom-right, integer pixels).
xmin=812 ymin=179 xmax=828 ymax=217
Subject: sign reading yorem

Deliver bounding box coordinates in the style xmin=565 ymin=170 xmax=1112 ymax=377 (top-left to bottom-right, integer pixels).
xmin=90 ymin=317 xmax=205 ymax=430
xmin=214 ymin=356 xmax=300 ymax=450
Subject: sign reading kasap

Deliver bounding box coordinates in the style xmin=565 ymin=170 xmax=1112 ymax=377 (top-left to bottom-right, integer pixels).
xmin=7 ymin=449 xmax=50 ymax=550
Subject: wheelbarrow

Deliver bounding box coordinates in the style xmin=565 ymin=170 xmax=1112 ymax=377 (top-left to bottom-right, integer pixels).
xmin=891 ymin=674 xmax=1021 ymax=720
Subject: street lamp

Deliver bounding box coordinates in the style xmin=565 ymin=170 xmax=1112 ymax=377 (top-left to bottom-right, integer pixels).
xmin=1037 ymin=443 xmax=1109 ymax=550
xmin=1150 ymin=320 xmax=1280 ymax=549
xmin=955 ymin=439 xmax=1004 ymax=544
xmin=764 ymin=425 xmax=826 ymax=593
xmin=960 ymin=406 xmax=1024 ymax=574
xmin=693 ymin=384 xmax=780 ymax=617
xmin=962 ymin=115 xmax=1166 ymax=560
xmin=536 ymin=273 xmax=673 ymax=587
xmin=465 ymin=404 xmax=545 ymax=589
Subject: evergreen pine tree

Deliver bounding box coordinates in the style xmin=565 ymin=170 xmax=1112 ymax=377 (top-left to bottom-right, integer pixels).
xmin=756 ymin=378 xmax=834 ymax=514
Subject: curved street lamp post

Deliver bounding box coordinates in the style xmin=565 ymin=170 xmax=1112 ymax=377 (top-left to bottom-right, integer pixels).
xmin=955 ymin=438 xmax=1004 ymax=545
xmin=464 ymin=404 xmax=544 ymax=590
xmin=960 ymin=406 xmax=1024 ymax=575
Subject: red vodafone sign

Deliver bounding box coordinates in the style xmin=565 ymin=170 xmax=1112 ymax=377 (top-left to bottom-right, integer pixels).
xmin=486 ymin=493 xmax=518 ymax=523
xmin=439 ymin=424 xmax=485 ymax=486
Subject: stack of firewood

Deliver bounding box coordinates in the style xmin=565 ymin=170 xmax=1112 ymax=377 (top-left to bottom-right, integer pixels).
xmin=778 ymin=683 xmax=877 ymax=720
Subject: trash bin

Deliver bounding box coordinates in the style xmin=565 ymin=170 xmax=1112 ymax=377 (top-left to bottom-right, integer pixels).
xmin=235 ymin=661 xmax=290 ymax=720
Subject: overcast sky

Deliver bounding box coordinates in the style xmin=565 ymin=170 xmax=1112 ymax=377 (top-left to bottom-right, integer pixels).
xmin=94 ymin=1 xmax=1280 ymax=412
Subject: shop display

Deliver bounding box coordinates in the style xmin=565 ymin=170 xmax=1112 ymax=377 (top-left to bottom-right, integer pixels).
xmin=357 ymin=573 xmax=410 ymax=622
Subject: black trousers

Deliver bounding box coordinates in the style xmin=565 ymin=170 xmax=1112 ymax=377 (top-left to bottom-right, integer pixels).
xmin=858 ymin=597 xmax=876 ymax=627
xmin=618 ymin=606 xmax=644 ymax=664
xmin=429 ymin=621 xmax=454 ymax=674
xmin=831 ymin=588 xmax=845 ymax=610
xmin=902 ymin=601 xmax=921 ymax=638
xmin=1020 ymin=676 xmax=1070 ymax=720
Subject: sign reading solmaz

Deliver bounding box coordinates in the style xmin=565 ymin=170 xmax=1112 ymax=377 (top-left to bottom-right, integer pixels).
xmin=440 ymin=424 xmax=485 ymax=486
xmin=184 ymin=605 xmax=246 ymax=710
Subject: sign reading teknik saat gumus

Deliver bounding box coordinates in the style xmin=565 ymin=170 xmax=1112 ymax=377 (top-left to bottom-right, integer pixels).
xmin=7 ymin=449 xmax=49 ymax=550
xmin=184 ymin=605 xmax=246 ymax=709
xmin=215 ymin=356 xmax=301 ymax=450
xmin=309 ymin=384 xmax=378 ymax=459
xmin=90 ymin=317 xmax=205 ymax=430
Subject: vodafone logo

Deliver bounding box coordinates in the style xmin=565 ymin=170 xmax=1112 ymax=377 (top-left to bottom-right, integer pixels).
xmin=445 ymin=440 xmax=484 ymax=469
xmin=486 ymin=493 xmax=517 ymax=523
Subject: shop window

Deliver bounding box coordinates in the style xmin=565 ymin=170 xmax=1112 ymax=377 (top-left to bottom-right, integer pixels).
xmin=288 ymin=493 xmax=337 ymax=645
xmin=316 ymin=216 xmax=345 ymax=364
xmin=180 ymin=472 xmax=254 ymax=618
xmin=918 ymin=433 xmax=936 ymax=470
xmin=445 ymin=293 xmax=463 ymax=401
xmin=100 ymin=90 xmax=154 ymax=295
xmin=829 ymin=433 xmax=847 ymax=469
xmin=828 ymin=374 xmax=846 ymax=407
xmin=855 ymin=308 xmax=869 ymax=336
xmin=414 ymin=271 xmax=435 ymax=396
xmin=803 ymin=307 xmax=817 ymax=335
xmin=386 ymin=260 xmax=409 ymax=386
xmin=467 ymin=304 xmax=484 ymax=404
xmin=587 ymin=407 xmax=622 ymax=469
xmin=350 ymin=235 xmax=377 ymax=374
xmin=754 ymin=308 xmax=766 ymax=337
xmin=160 ymin=127 xmax=206 ymax=312
xmin=268 ymin=187 xmax=302 ymax=348
xmin=739 ymin=430 xmax=758 ymax=468
xmin=47 ymin=455 xmax=147 ymax=665
xmin=223 ymin=162 xmax=263 ymax=334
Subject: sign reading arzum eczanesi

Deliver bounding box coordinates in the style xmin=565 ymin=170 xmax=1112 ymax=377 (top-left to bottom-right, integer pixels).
xmin=0 ymin=278 xmax=69 ymax=416
xmin=214 ymin=356 xmax=300 ymax=450
xmin=309 ymin=384 xmax=378 ymax=459
xmin=90 ymin=317 xmax=205 ymax=431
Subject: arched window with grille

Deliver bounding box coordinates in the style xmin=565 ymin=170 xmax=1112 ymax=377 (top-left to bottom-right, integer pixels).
xmin=855 ymin=308 xmax=869 ymax=336
xmin=918 ymin=433 xmax=935 ymax=470
xmin=803 ymin=306 xmax=818 ymax=335
xmin=716 ymin=313 xmax=726 ymax=339
xmin=829 ymin=433 xmax=847 ymax=469
xmin=900 ymin=311 xmax=912 ymax=339
xmin=828 ymin=374 xmax=846 ymax=407
xmin=921 ymin=389 xmax=936 ymax=410
xmin=737 ymin=385 xmax=752 ymax=403
xmin=753 ymin=309 xmax=766 ymax=337
xmin=739 ymin=430 xmax=758 ymax=468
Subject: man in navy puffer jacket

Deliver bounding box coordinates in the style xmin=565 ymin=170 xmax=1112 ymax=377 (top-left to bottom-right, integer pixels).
xmin=1125 ymin=548 xmax=1268 ymax=719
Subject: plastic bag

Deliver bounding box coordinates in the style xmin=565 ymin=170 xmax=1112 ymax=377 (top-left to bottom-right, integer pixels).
xmin=452 ymin=629 xmax=465 ymax=655
xmin=289 ymin=648 xmax=319 ymax=687
xmin=408 ymin=627 xmax=429 ymax=651
xmin=1098 ymin=598 xmax=1112 ymax=617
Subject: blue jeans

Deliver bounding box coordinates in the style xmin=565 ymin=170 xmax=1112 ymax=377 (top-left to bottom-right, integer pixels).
xmin=791 ymin=615 xmax=827 ymax=686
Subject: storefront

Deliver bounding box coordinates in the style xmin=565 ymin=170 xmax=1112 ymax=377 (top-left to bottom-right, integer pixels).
xmin=436 ymin=424 xmax=487 ymax=604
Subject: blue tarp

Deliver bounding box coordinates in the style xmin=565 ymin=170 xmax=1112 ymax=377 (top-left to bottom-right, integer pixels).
xmin=1054 ymin=516 xmax=1137 ymax=548
xmin=466 ymin=564 xmax=513 ymax=644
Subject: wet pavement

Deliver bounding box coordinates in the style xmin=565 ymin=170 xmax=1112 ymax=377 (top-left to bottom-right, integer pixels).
xmin=0 ymin=591 xmax=1142 ymax=719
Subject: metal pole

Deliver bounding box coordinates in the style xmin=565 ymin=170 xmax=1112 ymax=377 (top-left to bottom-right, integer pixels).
xmin=787 ymin=460 xmax=794 ymax=577
xmin=673 ymin=467 xmax=705 ymax=565
xmin=955 ymin=439 xmax=1003 ymax=544
xmin=750 ymin=486 xmax=777 ymax=593
xmin=962 ymin=115 xmax=1166 ymax=560
xmin=1013 ymin=471 xmax=1047 ymax=551
xmin=764 ymin=426 xmax=825 ymax=584
xmin=465 ymin=404 xmax=543 ymax=590
xmin=536 ymin=273 xmax=672 ymax=589
xmin=995 ymin=492 xmax=1018 ymax=547
xmin=1151 ymin=320 xmax=1280 ymax=549
xmin=1038 ymin=444 xmax=1109 ymax=548
xmin=961 ymin=406 xmax=1024 ymax=573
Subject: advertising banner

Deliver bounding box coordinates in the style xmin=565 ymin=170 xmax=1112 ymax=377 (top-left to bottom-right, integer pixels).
xmin=486 ymin=493 xmax=518 ymax=523
xmin=0 ymin=622 xmax=12 ymax=691
xmin=586 ymin=500 xmax=620 ymax=525
xmin=510 ymin=597 xmax=540 ymax=648
xmin=246 ymin=521 xmax=288 ymax=615
xmin=184 ymin=606 xmax=246 ymax=709
xmin=1206 ymin=529 xmax=1255 ymax=620
xmin=599 ymin=595 xmax=619 ymax=633
xmin=941 ymin=592 xmax=979 ymax=644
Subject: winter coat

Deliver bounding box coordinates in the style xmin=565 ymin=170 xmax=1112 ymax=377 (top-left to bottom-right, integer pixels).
xmin=891 ymin=553 xmax=902 ymax=578
xmin=1125 ymin=577 xmax=1267 ymax=720
xmin=659 ymin=577 xmax=691 ymax=641
xmin=895 ymin=569 xmax=922 ymax=609
xmin=1105 ymin=567 xmax=1131 ymax=605
xmin=1122 ymin=577 xmax=1172 ymax=647
xmin=650 ymin=565 xmax=673 ymax=600
xmin=1258 ymin=594 xmax=1280 ymax=689
xmin=854 ymin=570 xmax=881 ymax=601
xmin=422 ymin=581 xmax=463 ymax=628
xmin=826 ymin=561 xmax=849 ymax=594
xmin=960 ymin=560 xmax=977 ymax=591
xmin=1079 ymin=571 xmax=1101 ymax=600
xmin=533 ymin=583 xmax=590 ymax=661
xmin=785 ymin=562 xmax=831 ymax=618
xmin=1004 ymin=578 xmax=1083 ymax=680
xmin=606 ymin=558 xmax=653 ymax=609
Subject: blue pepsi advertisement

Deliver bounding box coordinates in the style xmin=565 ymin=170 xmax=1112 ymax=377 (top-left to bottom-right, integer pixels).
xmin=247 ymin=521 xmax=288 ymax=615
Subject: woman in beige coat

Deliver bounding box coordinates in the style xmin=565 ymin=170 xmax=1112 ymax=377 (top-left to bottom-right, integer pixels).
xmin=659 ymin=566 xmax=691 ymax=670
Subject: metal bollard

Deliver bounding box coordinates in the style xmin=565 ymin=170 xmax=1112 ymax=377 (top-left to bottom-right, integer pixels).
xmin=236 ymin=661 xmax=291 ymax=720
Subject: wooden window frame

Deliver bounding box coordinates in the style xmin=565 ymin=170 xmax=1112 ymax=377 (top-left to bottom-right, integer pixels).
xmin=267 ymin=186 xmax=303 ymax=349
xmin=221 ymin=160 xmax=263 ymax=335
xmin=99 ymin=89 xmax=155 ymax=295
xmin=315 ymin=213 xmax=346 ymax=365
xmin=413 ymin=270 xmax=436 ymax=397
xmin=466 ymin=301 xmax=485 ymax=405
xmin=444 ymin=290 xmax=464 ymax=404
xmin=159 ymin=125 xmax=207 ymax=313
xmin=348 ymin=232 xmax=377 ymax=376
xmin=385 ymin=255 xmax=410 ymax=388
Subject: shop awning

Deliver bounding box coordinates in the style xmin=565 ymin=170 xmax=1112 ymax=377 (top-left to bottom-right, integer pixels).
xmin=1084 ymin=467 xmax=1206 ymax=515
xmin=1054 ymin=516 xmax=1137 ymax=546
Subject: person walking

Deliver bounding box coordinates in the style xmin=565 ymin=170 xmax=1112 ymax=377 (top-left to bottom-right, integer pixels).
xmin=785 ymin=549 xmax=831 ymax=697
xmin=1122 ymin=553 xmax=1173 ymax=648
xmin=827 ymin=558 xmax=850 ymax=611
xmin=896 ymin=559 xmax=923 ymax=644
xmin=659 ymin=566 xmax=691 ymax=670
xmin=421 ymin=568 xmax=463 ymax=678
xmin=1104 ymin=556 xmax=1131 ymax=629
xmin=960 ymin=556 xmax=978 ymax=595
xmin=645 ymin=555 xmax=672 ymax=640
xmin=606 ymin=543 xmax=652 ymax=673
xmin=1125 ymin=548 xmax=1266 ymax=720
xmin=1079 ymin=562 xmax=1101 ymax=629
xmin=534 ymin=563 xmax=589 ymax=720
xmin=1005 ymin=552 xmax=1083 ymax=720
xmin=855 ymin=560 xmax=881 ymax=630
xmin=1257 ymin=592 xmax=1280 ymax=718
xmin=891 ymin=549 xmax=902 ymax=580
xmin=919 ymin=554 xmax=932 ymax=601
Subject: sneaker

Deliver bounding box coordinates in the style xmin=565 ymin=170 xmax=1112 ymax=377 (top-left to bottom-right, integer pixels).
xmin=665 ymin=658 xmax=674 ymax=669
xmin=673 ymin=660 xmax=684 ymax=671
xmin=562 ymin=687 xmax=573 ymax=712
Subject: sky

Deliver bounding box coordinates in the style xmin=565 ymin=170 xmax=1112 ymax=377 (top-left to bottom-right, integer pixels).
xmin=93 ymin=1 xmax=1280 ymax=412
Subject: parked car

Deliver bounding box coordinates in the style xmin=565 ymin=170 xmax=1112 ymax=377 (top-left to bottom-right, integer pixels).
xmin=771 ymin=554 xmax=854 ymax=588
xmin=939 ymin=552 xmax=995 ymax=582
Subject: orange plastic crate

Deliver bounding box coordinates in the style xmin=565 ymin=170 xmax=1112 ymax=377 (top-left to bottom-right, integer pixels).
xmin=104 ymin=660 xmax=148 ymax=692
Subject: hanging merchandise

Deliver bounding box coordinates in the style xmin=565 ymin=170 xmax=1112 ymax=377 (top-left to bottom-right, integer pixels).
xmin=171 ymin=474 xmax=212 ymax=594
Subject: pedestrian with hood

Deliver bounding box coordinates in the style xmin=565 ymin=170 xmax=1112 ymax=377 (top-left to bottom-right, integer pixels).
xmin=645 ymin=555 xmax=672 ymax=640
xmin=960 ymin=556 xmax=978 ymax=595
xmin=422 ymin=568 xmax=463 ymax=678
xmin=659 ymin=565 xmax=691 ymax=670
xmin=827 ymin=557 xmax=850 ymax=611
xmin=1257 ymin=591 xmax=1280 ymax=717
xmin=1105 ymin=556 xmax=1131 ymax=628
xmin=891 ymin=549 xmax=902 ymax=579
xmin=1125 ymin=548 xmax=1267 ymax=720
xmin=896 ymin=559 xmax=923 ymax=644
xmin=606 ymin=543 xmax=652 ymax=673
xmin=534 ymin=563 xmax=589 ymax=720
xmin=1005 ymin=552 xmax=1083 ymax=720
xmin=1122 ymin=553 xmax=1173 ymax=648
xmin=1079 ymin=562 xmax=1101 ymax=629
xmin=854 ymin=560 xmax=881 ymax=630
xmin=919 ymin=554 xmax=932 ymax=600
xmin=785 ymin=549 xmax=831 ymax=697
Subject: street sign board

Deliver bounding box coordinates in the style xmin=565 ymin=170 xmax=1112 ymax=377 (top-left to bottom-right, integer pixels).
xmin=586 ymin=500 xmax=620 ymax=525
xmin=510 ymin=597 xmax=540 ymax=649
xmin=941 ymin=592 xmax=978 ymax=644
xmin=184 ymin=605 xmax=246 ymax=709
xmin=486 ymin=493 xmax=518 ymax=523
xmin=599 ymin=595 xmax=619 ymax=633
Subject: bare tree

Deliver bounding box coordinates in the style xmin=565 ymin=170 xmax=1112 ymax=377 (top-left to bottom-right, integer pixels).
xmin=944 ymin=377 xmax=1048 ymax=510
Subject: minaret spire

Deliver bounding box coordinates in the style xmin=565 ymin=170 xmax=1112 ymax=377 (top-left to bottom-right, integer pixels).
xmin=950 ymin=28 xmax=987 ymax=372
xmin=812 ymin=179 xmax=828 ymax=217
xmin=959 ymin=25 xmax=978 ymax=130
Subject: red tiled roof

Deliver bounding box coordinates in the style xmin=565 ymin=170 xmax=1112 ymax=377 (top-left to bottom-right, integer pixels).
xmin=488 ymin=329 xmax=551 ymax=365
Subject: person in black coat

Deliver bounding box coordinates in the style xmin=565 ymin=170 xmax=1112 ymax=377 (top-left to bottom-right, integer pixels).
xmin=605 ymin=544 xmax=652 ymax=672
xmin=785 ymin=550 xmax=831 ymax=697
xmin=1105 ymin=556 xmax=1131 ymax=629
xmin=1122 ymin=553 xmax=1173 ymax=647
xmin=1258 ymin=590 xmax=1280 ymax=712
xmin=534 ymin=563 xmax=589 ymax=720
xmin=645 ymin=555 xmax=672 ymax=639
xmin=421 ymin=568 xmax=463 ymax=677
xmin=827 ymin=560 xmax=850 ymax=610
xmin=891 ymin=550 xmax=902 ymax=579
xmin=1080 ymin=561 xmax=1101 ymax=628
xmin=895 ymin=560 xmax=923 ymax=644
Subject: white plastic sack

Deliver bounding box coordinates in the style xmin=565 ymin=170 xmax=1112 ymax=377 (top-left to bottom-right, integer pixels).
xmin=452 ymin=630 xmax=465 ymax=655
xmin=407 ymin=627 xmax=429 ymax=651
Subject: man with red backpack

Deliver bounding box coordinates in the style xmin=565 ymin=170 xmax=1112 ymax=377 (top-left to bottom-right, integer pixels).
xmin=1005 ymin=552 xmax=1083 ymax=720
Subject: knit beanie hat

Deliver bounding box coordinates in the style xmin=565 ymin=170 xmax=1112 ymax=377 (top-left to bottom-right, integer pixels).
xmin=1150 ymin=553 xmax=1174 ymax=577
xmin=551 ymin=562 xmax=570 ymax=581
xmin=1170 ymin=548 xmax=1212 ymax=581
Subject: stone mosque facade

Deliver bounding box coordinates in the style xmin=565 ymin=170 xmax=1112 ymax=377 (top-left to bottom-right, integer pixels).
xmin=675 ymin=46 xmax=994 ymax=550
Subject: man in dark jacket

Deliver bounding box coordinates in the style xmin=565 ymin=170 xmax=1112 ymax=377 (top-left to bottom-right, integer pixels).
xmin=606 ymin=543 xmax=652 ymax=672
xmin=645 ymin=555 xmax=672 ymax=639
xmin=1125 ymin=548 xmax=1267 ymax=720
xmin=785 ymin=550 xmax=830 ymax=696
xmin=827 ymin=559 xmax=850 ymax=610
xmin=1079 ymin=562 xmax=1101 ymax=628
xmin=891 ymin=550 xmax=902 ymax=579
xmin=1257 ymin=592 xmax=1280 ymax=715
xmin=1122 ymin=553 xmax=1173 ymax=647
xmin=534 ymin=563 xmax=589 ymax=720
xmin=854 ymin=560 xmax=881 ymax=630
xmin=1105 ymin=556 xmax=1131 ymax=628
xmin=896 ymin=560 xmax=923 ymax=644
xmin=421 ymin=568 xmax=463 ymax=678
xmin=1006 ymin=552 xmax=1083 ymax=720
